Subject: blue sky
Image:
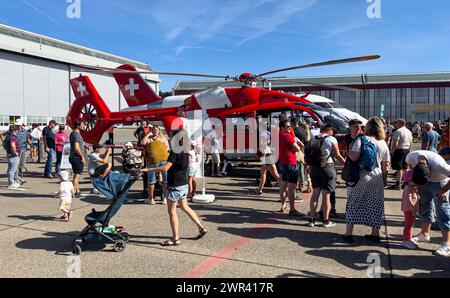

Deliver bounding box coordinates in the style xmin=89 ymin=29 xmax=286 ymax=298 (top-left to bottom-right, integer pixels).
xmin=1 ymin=0 xmax=450 ymax=91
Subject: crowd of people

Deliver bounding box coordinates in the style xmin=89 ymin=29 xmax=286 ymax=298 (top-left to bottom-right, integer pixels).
xmin=2 ymin=116 xmax=450 ymax=254
xmin=253 ymin=116 xmax=450 ymax=256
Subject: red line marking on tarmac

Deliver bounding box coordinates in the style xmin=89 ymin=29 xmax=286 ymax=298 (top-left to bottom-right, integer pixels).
xmin=182 ymin=192 xmax=311 ymax=278
xmin=181 ymin=223 xmax=272 ymax=278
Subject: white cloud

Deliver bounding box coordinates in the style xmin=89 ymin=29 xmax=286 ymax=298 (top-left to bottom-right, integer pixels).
xmin=147 ymin=0 xmax=318 ymax=52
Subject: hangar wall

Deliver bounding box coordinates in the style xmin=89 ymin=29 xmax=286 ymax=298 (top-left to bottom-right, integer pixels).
xmin=0 ymin=50 xmax=126 ymax=130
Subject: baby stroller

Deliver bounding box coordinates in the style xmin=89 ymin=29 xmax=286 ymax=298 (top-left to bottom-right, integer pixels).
xmin=121 ymin=142 xmax=143 ymax=174
xmin=71 ymin=172 xmax=138 ymax=254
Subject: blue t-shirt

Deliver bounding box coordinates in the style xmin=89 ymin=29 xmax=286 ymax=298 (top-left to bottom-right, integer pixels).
xmin=422 ymin=130 xmax=440 ymax=153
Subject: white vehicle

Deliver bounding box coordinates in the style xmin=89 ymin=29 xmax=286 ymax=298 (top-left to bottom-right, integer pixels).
xmin=298 ymin=94 xmax=368 ymax=125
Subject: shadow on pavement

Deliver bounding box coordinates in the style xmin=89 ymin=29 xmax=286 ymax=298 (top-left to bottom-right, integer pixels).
xmin=9 ymin=215 xmax=56 ymax=221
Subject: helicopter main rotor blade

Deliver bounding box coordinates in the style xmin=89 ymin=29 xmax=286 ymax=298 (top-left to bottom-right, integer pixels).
xmin=74 ymin=64 xmax=230 ymax=79
xmin=265 ymin=78 xmax=363 ymax=92
xmin=256 ymin=55 xmax=380 ymax=77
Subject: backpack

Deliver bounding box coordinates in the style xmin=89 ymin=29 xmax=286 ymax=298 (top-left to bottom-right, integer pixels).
xmin=2 ymin=132 xmax=10 ymax=152
xmin=359 ymin=135 xmax=378 ymax=171
xmin=304 ymin=135 xmax=331 ymax=167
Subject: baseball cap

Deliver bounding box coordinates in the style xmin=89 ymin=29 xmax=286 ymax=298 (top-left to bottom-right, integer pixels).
xmin=441 ymin=147 xmax=450 ymax=155
xmin=59 ymin=124 xmax=65 ymax=130
xmin=15 ymin=119 xmax=24 ymax=126
xmin=348 ymin=119 xmax=363 ymax=126
xmin=93 ymin=143 xmax=103 ymax=150
xmin=412 ymin=164 xmax=430 ymax=185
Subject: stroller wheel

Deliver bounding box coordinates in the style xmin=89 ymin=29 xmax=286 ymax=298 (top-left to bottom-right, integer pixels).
xmin=72 ymin=244 xmax=82 ymax=255
xmin=119 ymin=232 xmax=130 ymax=242
xmin=113 ymin=240 xmax=126 ymax=252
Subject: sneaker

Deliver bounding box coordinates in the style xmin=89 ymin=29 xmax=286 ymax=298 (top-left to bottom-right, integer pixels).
xmin=402 ymin=240 xmax=419 ymax=250
xmin=8 ymin=183 xmax=21 ymax=189
xmin=412 ymin=233 xmax=431 ymax=243
xmin=323 ymin=220 xmax=336 ymax=228
xmin=18 ymin=179 xmax=27 ymax=184
xmin=251 ymin=190 xmax=263 ymax=195
xmin=307 ymin=218 xmax=316 ymax=227
xmin=74 ymin=192 xmax=82 ymax=199
xmin=433 ymin=243 xmax=450 ymax=257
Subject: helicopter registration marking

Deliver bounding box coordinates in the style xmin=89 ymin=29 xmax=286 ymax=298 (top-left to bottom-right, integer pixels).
xmin=195 ymin=87 xmax=231 ymax=109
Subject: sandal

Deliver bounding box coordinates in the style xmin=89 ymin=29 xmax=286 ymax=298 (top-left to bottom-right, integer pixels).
xmin=161 ymin=238 xmax=181 ymax=246
xmin=196 ymin=227 xmax=208 ymax=239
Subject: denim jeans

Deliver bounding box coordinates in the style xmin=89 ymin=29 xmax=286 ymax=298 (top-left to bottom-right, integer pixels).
xmin=45 ymin=148 xmax=55 ymax=176
xmin=419 ymin=181 xmax=450 ymax=231
xmin=7 ymin=154 xmax=20 ymax=185
xmin=147 ymin=161 xmax=168 ymax=184
xmin=55 ymin=150 xmax=63 ymax=175
xmin=14 ymin=150 xmax=27 ymax=181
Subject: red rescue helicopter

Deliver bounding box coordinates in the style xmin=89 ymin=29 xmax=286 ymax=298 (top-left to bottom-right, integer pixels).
xmin=67 ymin=55 xmax=380 ymax=158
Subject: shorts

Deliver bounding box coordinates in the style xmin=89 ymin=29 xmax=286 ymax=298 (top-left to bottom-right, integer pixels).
xmin=261 ymin=155 xmax=276 ymax=165
xmin=391 ymin=149 xmax=409 ymax=170
xmin=59 ymin=197 xmax=72 ymax=212
xmin=212 ymin=153 xmax=220 ymax=164
xmin=90 ymin=164 xmax=109 ymax=179
xmin=310 ymin=166 xmax=336 ymax=192
xmin=419 ymin=181 xmax=450 ymax=231
xmin=279 ymin=164 xmax=299 ymax=184
xmin=69 ymin=156 xmax=84 ymax=175
xmin=147 ymin=161 xmax=168 ymax=184
xmin=188 ymin=163 xmax=198 ymax=177
xmin=168 ymin=184 xmax=189 ymax=202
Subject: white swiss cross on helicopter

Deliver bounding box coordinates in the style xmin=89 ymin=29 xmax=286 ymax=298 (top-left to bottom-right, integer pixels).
xmin=125 ymin=78 xmax=139 ymax=97
xmin=77 ymin=81 xmax=87 ymax=96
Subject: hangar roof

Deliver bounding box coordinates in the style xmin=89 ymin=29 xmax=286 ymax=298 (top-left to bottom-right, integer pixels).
xmin=0 ymin=24 xmax=157 ymax=80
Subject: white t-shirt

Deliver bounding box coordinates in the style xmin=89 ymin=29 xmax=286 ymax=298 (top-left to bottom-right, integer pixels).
xmin=352 ymin=136 xmax=390 ymax=168
xmin=392 ymin=126 xmax=413 ymax=150
xmin=316 ymin=134 xmax=338 ymax=164
xmin=188 ymin=149 xmax=197 ymax=164
xmin=260 ymin=131 xmax=272 ymax=155
xmin=405 ymin=150 xmax=450 ymax=183
xmin=211 ymin=137 xmax=221 ymax=154
xmin=59 ymin=181 xmax=73 ymax=201
xmin=88 ymin=153 xmax=101 ymax=175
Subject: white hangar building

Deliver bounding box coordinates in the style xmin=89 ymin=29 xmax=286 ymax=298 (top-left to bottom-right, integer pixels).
xmin=0 ymin=24 xmax=159 ymax=130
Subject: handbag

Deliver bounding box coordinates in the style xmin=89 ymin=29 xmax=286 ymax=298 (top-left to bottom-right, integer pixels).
xmin=341 ymin=158 xmax=360 ymax=187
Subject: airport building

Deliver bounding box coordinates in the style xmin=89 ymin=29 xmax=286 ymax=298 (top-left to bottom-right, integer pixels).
xmin=174 ymin=72 xmax=450 ymax=123
xmin=0 ymin=24 xmax=159 ymax=131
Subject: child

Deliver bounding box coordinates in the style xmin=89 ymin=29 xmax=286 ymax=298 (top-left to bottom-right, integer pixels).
xmin=187 ymin=141 xmax=199 ymax=198
xmin=56 ymin=170 xmax=74 ymax=221
xmin=401 ymin=170 xmax=420 ymax=249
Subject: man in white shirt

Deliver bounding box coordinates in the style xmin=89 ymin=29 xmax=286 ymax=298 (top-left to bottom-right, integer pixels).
xmin=406 ymin=150 xmax=450 ymax=256
xmin=88 ymin=144 xmax=112 ymax=179
xmin=389 ymin=119 xmax=413 ymax=190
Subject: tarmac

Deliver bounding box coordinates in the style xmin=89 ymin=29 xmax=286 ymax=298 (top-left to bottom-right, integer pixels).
xmin=0 ymin=132 xmax=449 ymax=278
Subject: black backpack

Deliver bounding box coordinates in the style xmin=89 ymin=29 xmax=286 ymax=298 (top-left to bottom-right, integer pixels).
xmin=304 ymin=135 xmax=330 ymax=167
xmin=2 ymin=132 xmax=10 ymax=153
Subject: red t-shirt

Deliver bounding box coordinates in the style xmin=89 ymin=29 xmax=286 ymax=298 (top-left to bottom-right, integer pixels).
xmin=279 ymin=130 xmax=297 ymax=166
